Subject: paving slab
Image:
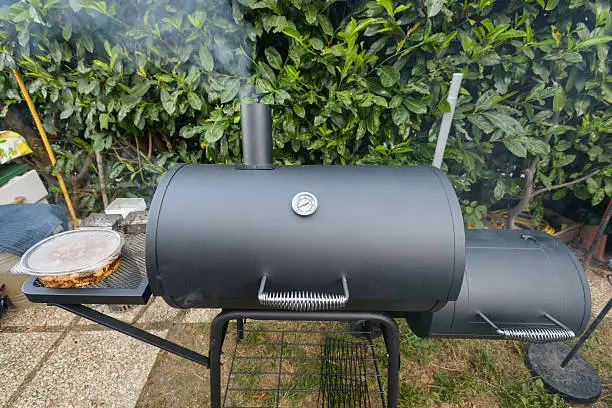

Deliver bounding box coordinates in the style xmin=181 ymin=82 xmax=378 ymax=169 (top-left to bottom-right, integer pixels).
xmin=13 ymin=329 xmax=167 ymax=408
xmin=183 ymin=308 xmax=220 ymax=324
xmin=0 ymin=332 xmax=62 ymax=407
xmin=0 ymin=304 xmax=77 ymax=328
xmin=138 ymin=297 xmax=183 ymax=323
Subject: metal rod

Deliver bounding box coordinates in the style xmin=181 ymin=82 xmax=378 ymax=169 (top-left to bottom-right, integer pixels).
xmin=54 ymin=304 xmax=209 ymax=367
xmin=583 ymin=198 xmax=612 ymax=269
xmin=561 ymin=297 xmax=612 ymax=368
xmin=477 ymin=312 xmax=503 ymax=334
xmin=432 ymin=73 xmax=463 ymax=169
xmin=275 ymin=330 xmax=285 ymax=408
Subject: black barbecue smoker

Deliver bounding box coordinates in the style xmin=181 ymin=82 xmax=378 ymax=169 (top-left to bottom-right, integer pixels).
xmin=23 ymin=103 xmax=593 ymax=407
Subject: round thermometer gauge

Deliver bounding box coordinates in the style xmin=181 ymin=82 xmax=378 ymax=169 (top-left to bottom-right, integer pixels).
xmin=291 ymin=192 xmax=318 ymax=216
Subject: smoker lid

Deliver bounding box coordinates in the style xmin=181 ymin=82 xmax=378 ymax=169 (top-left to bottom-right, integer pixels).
xmin=13 ymin=229 xmax=124 ymax=276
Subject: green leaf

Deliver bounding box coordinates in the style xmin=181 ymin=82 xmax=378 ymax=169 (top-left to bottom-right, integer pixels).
xmin=545 ymin=0 xmax=559 ymax=10
xmin=592 ymin=189 xmax=605 ymax=206
xmin=574 ymin=97 xmax=590 ymax=116
xmin=552 ymin=87 xmax=566 ymax=112
xmin=587 ymin=146 xmax=603 ymax=160
xmin=319 ymin=15 xmax=334 ymax=36
xmin=188 ymin=92 xmax=202 ymax=110
xmin=60 ymin=106 xmax=74 ymax=120
xmin=438 ymin=100 xmax=451 ymax=113
xmin=586 ymin=177 xmax=600 ymax=194
xmin=493 ymin=179 xmax=506 ymax=200
xmin=575 ymin=36 xmax=612 ymax=50
xmin=62 ymin=23 xmax=72 ymax=41
xmin=468 ymin=115 xmax=495 ymax=134
xmin=160 ymin=88 xmax=177 ymax=115
xmin=474 ymin=89 xmax=497 ymax=112
xmin=377 ymin=66 xmax=400 ymax=87
xmin=552 ymin=189 xmax=568 ymax=200
xmin=258 ymin=63 xmax=276 ymax=85
xmin=503 ymin=137 xmax=527 ymax=158
xmin=605 ymin=179 xmax=612 ymax=196
xmin=263 ymin=15 xmax=287 ymax=32
xmin=483 ymin=112 xmax=522 ymax=134
xmin=205 ymin=120 xmax=229 ymax=143
xmin=99 ymin=113 xmax=109 ymax=130
xmin=395 ymin=4 xmax=411 ymax=13
xmin=547 ymin=125 xmax=575 ymax=135
xmin=440 ymin=31 xmax=457 ymax=49
xmin=426 ymin=0 xmax=445 ymax=17
xmin=526 ymin=83 xmax=558 ymax=102
xmin=557 ymin=154 xmax=576 ymax=167
xmin=294 ymin=104 xmax=305 ymax=118
xmin=405 ymin=82 xmax=430 ymax=94
xmin=392 ymin=105 xmax=409 ymax=126
xmin=520 ymin=136 xmax=550 ymax=155
xmin=283 ymin=26 xmax=303 ymax=42
xmin=179 ymin=125 xmax=206 ymax=139
xmin=199 ymin=45 xmax=214 ymax=72
xmin=377 ymin=0 xmax=393 ymax=16
xmin=555 ymin=139 xmax=572 ymax=151
xmin=28 ymin=6 xmax=44 ymax=24
xmin=602 ymin=82 xmax=612 ymax=104
xmin=265 ymin=47 xmax=283 ymax=70
xmin=404 ymin=98 xmax=427 ymax=114
xmin=0 ymin=53 xmax=15 ymax=70
xmin=367 ymin=109 xmax=380 ymax=134
xmin=220 ymin=78 xmax=240 ymax=103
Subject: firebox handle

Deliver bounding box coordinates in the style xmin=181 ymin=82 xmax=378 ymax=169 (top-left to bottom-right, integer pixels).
xmin=477 ymin=312 xmax=575 ymax=343
xmin=257 ymin=275 xmax=350 ymax=311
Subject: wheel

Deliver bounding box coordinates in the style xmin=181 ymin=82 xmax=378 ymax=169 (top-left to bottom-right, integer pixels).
xmin=350 ymin=320 xmax=383 ymax=339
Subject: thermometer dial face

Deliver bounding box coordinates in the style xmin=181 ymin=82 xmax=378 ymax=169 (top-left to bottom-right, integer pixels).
xmin=291 ymin=192 xmax=318 ymax=216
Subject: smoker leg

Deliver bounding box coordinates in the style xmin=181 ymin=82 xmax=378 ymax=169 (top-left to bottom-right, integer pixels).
xmin=53 ymin=304 xmax=209 ymax=367
xmin=378 ymin=317 xmax=400 ymax=408
xmin=207 ymin=310 xmax=400 ymax=408
xmin=210 ymin=311 xmax=232 ymax=408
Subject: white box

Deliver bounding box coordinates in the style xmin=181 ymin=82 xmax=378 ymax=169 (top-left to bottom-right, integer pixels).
xmin=0 ymin=169 xmax=48 ymax=205
xmin=105 ymin=198 xmax=146 ymax=219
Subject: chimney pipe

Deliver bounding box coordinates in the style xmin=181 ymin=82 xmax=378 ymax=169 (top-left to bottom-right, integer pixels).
xmin=240 ymin=103 xmax=274 ymax=169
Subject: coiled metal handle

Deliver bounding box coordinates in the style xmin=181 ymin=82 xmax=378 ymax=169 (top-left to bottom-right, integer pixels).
xmin=496 ymin=327 xmax=575 ymax=343
xmin=478 ymin=312 xmax=575 ymax=343
xmin=258 ymin=276 xmax=349 ymax=311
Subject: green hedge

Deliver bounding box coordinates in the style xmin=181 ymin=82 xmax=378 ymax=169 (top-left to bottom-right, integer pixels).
xmin=1 ymin=0 xmax=611 ymax=218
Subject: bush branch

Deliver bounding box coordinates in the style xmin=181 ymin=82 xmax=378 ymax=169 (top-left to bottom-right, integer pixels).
xmin=95 ymin=151 xmax=109 ymax=208
xmin=532 ymin=169 xmax=601 ymax=198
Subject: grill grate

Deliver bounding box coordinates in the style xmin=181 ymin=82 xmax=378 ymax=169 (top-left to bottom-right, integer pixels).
xmin=223 ymin=323 xmax=386 ymax=408
xmin=32 ymin=234 xmax=146 ymax=290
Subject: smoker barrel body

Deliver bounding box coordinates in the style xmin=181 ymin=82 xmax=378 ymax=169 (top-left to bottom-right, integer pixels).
xmin=406 ymin=230 xmax=591 ymax=339
xmin=146 ymin=164 xmax=465 ymax=311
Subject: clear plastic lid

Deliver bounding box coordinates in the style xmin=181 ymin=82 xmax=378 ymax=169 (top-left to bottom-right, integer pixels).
xmin=12 ymin=228 xmax=124 ymax=276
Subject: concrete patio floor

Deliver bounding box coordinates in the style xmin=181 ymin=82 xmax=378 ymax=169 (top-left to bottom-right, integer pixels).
xmin=0 ymin=298 xmax=219 ymax=408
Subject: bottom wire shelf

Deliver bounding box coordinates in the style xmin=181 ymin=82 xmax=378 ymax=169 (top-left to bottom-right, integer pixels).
xmin=223 ymin=322 xmax=386 ymax=408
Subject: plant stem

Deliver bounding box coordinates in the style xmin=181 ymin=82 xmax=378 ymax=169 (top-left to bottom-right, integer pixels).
xmin=95 ymin=151 xmax=109 ymax=208
xmin=532 ymin=169 xmax=601 ymax=198
xmin=505 ymin=112 xmax=559 ymax=229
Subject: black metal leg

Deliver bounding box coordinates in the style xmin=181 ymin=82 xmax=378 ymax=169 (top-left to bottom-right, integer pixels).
xmin=561 ymin=297 xmax=611 ymax=367
xmin=208 ymin=310 xmax=400 ymax=408
xmin=54 ymin=304 xmax=209 ymax=367
xmin=236 ymin=318 xmax=245 ymax=341
xmin=210 ymin=314 xmax=230 ymax=408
